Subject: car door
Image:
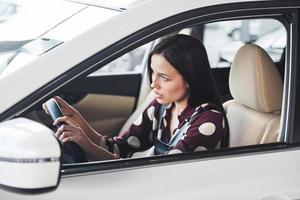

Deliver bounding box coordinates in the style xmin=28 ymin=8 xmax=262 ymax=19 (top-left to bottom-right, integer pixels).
xmin=1 ymin=1 xmax=300 ymax=200
xmin=55 ymin=4 xmax=300 ymax=199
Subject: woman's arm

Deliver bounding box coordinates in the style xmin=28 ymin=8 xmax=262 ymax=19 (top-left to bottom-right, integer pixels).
xmin=48 ymin=96 xmax=159 ymax=159
xmin=84 ymin=142 xmax=118 ymax=161
xmin=54 ymin=116 xmax=116 ymax=160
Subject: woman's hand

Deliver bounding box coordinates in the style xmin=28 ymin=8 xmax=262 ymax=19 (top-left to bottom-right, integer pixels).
xmin=43 ymin=96 xmax=102 ymax=144
xmin=54 ymin=116 xmax=93 ymax=150
xmin=54 ymin=115 xmax=116 ymax=161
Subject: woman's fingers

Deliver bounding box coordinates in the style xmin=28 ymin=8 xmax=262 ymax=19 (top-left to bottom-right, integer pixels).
xmin=53 ymin=96 xmax=74 ymax=116
xmin=56 ymin=126 xmax=85 ymax=146
xmin=61 ymin=136 xmax=76 ymax=144
xmin=56 ymin=125 xmax=79 ymax=139
xmin=59 ymin=131 xmax=79 ymax=144
xmin=42 ymin=103 xmax=49 ymax=114
xmin=55 ymin=124 xmax=68 ymax=138
xmin=55 ymin=123 xmax=75 ymax=137
xmin=59 ymin=131 xmax=75 ymax=142
xmin=55 ymin=123 xmax=82 ymax=136
xmin=53 ymin=96 xmax=68 ymax=108
xmin=53 ymin=116 xmax=78 ymax=127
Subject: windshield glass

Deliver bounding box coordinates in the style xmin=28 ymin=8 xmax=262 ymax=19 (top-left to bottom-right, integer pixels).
xmin=0 ymin=0 xmax=119 ymax=79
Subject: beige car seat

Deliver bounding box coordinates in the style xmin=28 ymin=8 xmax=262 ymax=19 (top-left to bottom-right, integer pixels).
xmin=119 ymin=91 xmax=154 ymax=133
xmin=224 ymin=44 xmax=283 ymax=147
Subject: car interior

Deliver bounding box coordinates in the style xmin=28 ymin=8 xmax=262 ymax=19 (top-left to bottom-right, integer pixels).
xmin=20 ymin=17 xmax=287 ymax=163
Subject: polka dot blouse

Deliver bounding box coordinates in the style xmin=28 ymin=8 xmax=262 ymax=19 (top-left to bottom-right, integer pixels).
xmin=100 ymin=99 xmax=226 ymax=158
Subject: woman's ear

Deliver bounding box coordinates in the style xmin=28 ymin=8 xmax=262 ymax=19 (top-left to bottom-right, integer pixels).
xmin=185 ymin=83 xmax=190 ymax=98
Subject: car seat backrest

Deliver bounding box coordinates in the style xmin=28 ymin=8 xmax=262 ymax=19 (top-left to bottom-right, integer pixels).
xmin=119 ymin=91 xmax=154 ymax=133
xmin=224 ymin=44 xmax=283 ymax=147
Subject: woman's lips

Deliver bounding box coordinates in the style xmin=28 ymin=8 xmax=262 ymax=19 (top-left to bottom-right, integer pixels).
xmin=154 ymin=91 xmax=163 ymax=98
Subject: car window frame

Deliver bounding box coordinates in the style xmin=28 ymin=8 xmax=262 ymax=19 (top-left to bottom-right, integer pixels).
xmin=60 ymin=3 xmax=299 ymax=174
xmin=286 ymin=8 xmax=300 ymax=144
xmin=1 ymin=1 xmax=300 ymax=175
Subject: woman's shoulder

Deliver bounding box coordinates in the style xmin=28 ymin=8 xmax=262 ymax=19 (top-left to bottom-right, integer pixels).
xmin=192 ymin=102 xmax=224 ymax=123
xmin=196 ymin=102 xmax=224 ymax=114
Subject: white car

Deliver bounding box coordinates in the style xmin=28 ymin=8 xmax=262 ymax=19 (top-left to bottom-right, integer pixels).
xmin=0 ymin=0 xmax=300 ymax=199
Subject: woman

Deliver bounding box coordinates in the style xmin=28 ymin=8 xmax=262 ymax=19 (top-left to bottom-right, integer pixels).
xmin=45 ymin=34 xmax=229 ymax=161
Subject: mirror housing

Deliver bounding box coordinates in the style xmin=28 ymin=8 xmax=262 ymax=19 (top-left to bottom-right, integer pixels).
xmin=0 ymin=118 xmax=61 ymax=193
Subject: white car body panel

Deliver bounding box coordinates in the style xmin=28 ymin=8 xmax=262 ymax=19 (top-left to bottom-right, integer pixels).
xmin=1 ymin=148 xmax=300 ymax=199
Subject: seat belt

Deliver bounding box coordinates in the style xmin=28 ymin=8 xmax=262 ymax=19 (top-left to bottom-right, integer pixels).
xmin=154 ymin=104 xmax=207 ymax=155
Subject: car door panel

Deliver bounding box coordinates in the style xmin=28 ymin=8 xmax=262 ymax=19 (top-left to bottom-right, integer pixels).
xmin=64 ymin=73 xmax=142 ymax=97
xmin=1 ymin=147 xmax=299 ymax=199
xmin=61 ymin=73 xmax=142 ymax=135
xmin=73 ymin=94 xmax=135 ymax=136
xmin=36 ymin=147 xmax=300 ymax=200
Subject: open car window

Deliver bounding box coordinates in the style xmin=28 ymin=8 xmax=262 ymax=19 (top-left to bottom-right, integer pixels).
xmin=39 ymin=18 xmax=286 ymax=167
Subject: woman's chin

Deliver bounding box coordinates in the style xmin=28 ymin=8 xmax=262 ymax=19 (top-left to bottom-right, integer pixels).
xmin=156 ymin=98 xmax=169 ymax=104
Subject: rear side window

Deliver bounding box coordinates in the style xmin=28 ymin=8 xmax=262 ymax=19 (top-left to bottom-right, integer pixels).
xmin=92 ymin=43 xmax=151 ymax=75
xmin=203 ymin=19 xmax=286 ymax=68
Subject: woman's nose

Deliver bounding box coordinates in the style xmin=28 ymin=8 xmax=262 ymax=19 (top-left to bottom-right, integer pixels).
xmin=150 ymin=81 xmax=155 ymax=89
xmin=151 ymin=77 xmax=159 ymax=89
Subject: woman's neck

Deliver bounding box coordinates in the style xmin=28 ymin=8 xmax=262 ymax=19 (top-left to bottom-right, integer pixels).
xmin=174 ymin=98 xmax=188 ymax=116
xmin=169 ymin=98 xmax=188 ymax=136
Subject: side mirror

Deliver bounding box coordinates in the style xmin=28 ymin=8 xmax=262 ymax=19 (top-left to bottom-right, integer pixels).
xmin=0 ymin=118 xmax=61 ymax=193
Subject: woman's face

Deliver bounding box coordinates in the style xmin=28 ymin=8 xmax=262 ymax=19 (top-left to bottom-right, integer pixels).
xmin=150 ymin=54 xmax=188 ymax=104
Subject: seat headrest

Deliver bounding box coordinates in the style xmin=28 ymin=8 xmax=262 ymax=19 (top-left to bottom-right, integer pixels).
xmin=229 ymin=44 xmax=283 ymax=113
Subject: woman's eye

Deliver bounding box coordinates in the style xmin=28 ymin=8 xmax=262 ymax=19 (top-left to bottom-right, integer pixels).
xmin=160 ymin=75 xmax=169 ymax=81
